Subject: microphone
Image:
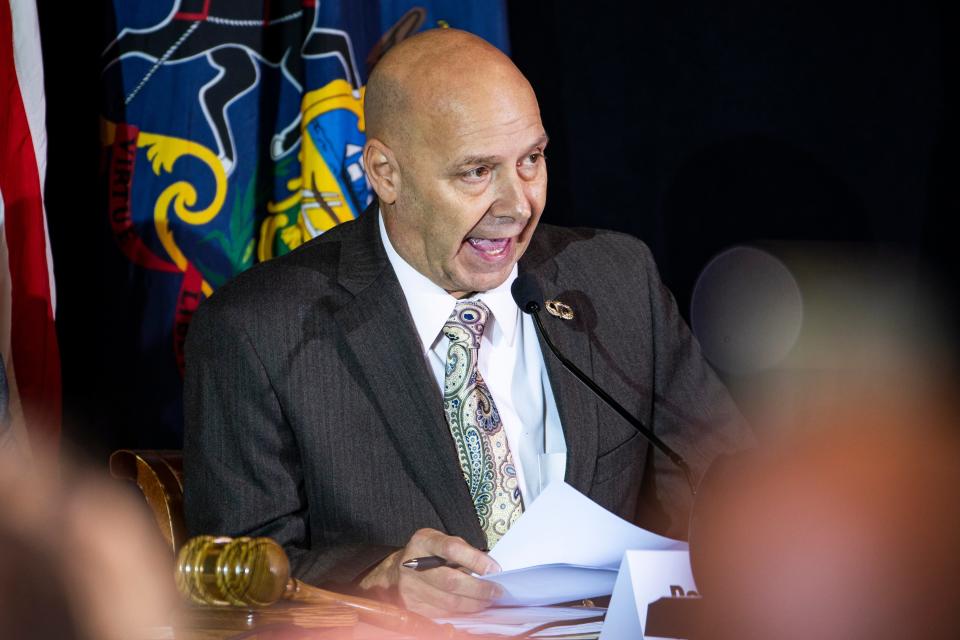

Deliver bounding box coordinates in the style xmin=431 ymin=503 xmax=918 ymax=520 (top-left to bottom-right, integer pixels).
xmin=511 ymin=273 xmax=697 ymax=496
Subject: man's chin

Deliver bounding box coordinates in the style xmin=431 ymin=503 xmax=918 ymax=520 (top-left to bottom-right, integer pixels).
xmin=448 ymin=243 xmax=521 ymax=294
xmin=446 ymin=268 xmax=514 ymax=297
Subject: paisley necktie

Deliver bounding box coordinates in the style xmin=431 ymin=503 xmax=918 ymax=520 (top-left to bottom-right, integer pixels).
xmin=442 ymin=299 xmax=523 ymax=548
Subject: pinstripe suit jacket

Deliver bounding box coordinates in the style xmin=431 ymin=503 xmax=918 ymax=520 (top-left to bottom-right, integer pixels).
xmin=183 ymin=206 xmax=749 ymax=585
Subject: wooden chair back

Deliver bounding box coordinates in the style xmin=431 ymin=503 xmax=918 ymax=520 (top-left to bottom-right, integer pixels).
xmin=109 ymin=449 xmax=185 ymax=554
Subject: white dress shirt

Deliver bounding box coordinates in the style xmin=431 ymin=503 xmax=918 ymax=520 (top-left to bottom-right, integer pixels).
xmin=379 ymin=213 xmax=567 ymax=503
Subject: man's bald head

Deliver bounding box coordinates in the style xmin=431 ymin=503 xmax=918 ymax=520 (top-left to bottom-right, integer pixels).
xmin=364 ymin=29 xmax=534 ymax=148
xmin=361 ymin=28 xmax=547 ymax=298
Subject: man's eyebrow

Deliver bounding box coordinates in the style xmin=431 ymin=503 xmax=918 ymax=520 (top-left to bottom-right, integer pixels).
xmin=453 ymin=136 xmax=550 ymax=169
xmin=455 ymin=154 xmax=501 ymax=168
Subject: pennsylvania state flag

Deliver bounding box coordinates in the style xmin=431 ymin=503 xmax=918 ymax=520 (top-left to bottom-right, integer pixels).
xmin=99 ymin=1 xmax=509 ymax=445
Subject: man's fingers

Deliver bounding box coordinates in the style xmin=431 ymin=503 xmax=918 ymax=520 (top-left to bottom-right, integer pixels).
xmin=396 ymin=529 xmax=503 ymax=615
xmin=418 ymin=566 xmax=502 ymax=601
xmin=399 ymin=573 xmax=496 ymax=616
xmin=413 ymin=531 xmax=499 ymax=576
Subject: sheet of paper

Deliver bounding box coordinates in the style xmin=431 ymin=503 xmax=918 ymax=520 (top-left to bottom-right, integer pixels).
xmin=482 ymin=482 xmax=686 ymax=606
xmin=533 ymin=622 xmax=604 ymax=639
xmin=490 ymin=481 xmax=686 ymax=571
xmin=483 ymin=564 xmax=618 ymax=606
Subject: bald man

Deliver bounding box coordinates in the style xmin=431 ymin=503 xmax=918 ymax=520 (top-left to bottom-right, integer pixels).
xmin=184 ymin=29 xmax=748 ymax=616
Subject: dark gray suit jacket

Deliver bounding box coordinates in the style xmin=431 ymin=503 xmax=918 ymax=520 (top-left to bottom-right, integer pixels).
xmin=183 ymin=208 xmax=749 ymax=585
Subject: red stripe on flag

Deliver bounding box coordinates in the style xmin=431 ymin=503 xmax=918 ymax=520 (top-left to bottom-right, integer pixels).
xmin=174 ymin=263 xmax=204 ymax=376
xmin=0 ymin=1 xmax=61 ymax=447
xmin=174 ymin=0 xmax=211 ymax=21
xmin=107 ymin=123 xmax=180 ymax=273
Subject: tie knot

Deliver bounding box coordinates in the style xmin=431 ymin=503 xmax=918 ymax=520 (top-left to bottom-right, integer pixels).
xmin=443 ymin=300 xmax=490 ymax=348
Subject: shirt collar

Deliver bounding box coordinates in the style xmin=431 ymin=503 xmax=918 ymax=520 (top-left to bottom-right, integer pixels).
xmin=379 ymin=210 xmax=520 ymax=352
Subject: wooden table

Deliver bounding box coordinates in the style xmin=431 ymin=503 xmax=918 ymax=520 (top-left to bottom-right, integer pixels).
xmin=172 ymin=602 xmax=502 ymax=639
xmin=170 ymin=602 xmax=604 ymax=639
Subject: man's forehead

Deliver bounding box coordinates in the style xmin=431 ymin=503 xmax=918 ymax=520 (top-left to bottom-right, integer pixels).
xmin=416 ymin=87 xmax=544 ymax=153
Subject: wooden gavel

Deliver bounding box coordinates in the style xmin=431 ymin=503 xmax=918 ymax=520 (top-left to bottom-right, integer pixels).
xmin=175 ymin=535 xmax=477 ymax=638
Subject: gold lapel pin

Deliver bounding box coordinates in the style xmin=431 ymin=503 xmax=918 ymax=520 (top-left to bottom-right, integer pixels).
xmin=545 ymin=300 xmax=575 ymax=320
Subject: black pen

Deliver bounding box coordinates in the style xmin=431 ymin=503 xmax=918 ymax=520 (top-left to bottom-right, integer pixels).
xmin=401 ymin=555 xmax=462 ymax=571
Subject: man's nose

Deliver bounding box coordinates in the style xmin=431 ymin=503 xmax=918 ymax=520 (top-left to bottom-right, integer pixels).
xmin=491 ymin=170 xmax=533 ymax=221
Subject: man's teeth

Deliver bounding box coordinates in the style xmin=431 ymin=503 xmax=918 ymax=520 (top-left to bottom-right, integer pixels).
xmin=467 ymin=238 xmax=509 ymax=255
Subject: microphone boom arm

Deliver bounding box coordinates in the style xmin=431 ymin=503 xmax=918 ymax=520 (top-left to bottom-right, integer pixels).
xmin=527 ymin=304 xmax=698 ymax=496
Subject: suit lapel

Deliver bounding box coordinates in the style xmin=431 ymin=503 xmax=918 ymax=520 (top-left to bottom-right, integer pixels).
xmin=333 ymin=210 xmax=485 ymax=547
xmin=520 ymin=238 xmax=600 ymax=496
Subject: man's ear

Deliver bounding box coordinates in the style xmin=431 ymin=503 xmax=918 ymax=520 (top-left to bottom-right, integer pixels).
xmin=363 ymin=139 xmax=399 ymax=205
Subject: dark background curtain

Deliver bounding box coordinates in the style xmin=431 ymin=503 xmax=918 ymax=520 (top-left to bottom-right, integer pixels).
xmin=508 ymin=1 xmax=956 ymax=321
xmin=38 ymin=1 xmax=957 ymax=460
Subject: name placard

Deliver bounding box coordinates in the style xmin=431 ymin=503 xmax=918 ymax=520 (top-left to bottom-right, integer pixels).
xmin=599 ymin=550 xmax=698 ymax=639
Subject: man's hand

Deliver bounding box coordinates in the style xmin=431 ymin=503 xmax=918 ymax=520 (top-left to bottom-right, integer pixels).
xmin=358 ymin=528 xmax=502 ymax=617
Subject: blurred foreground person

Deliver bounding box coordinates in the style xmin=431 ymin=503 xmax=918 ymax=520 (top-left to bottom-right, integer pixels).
xmin=691 ymin=396 xmax=960 ymax=640
xmin=0 ymin=450 xmax=176 ymax=640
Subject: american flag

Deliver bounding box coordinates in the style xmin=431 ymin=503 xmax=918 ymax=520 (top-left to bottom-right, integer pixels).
xmin=0 ymin=0 xmax=60 ymax=456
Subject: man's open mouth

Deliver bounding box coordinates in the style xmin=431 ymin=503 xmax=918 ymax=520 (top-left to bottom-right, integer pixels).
xmin=466 ymin=237 xmax=511 ymax=256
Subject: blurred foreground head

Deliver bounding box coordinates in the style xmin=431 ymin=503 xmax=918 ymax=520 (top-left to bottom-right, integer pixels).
xmin=0 ymin=451 xmax=175 ymax=639
xmin=692 ymin=402 xmax=960 ymax=640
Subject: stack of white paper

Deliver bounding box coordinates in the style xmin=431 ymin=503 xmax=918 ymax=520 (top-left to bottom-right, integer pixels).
xmin=481 ymin=482 xmax=686 ymax=606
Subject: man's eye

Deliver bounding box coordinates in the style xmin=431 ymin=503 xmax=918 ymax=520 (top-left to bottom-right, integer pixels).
xmin=464 ymin=166 xmax=490 ymax=180
xmin=523 ymin=152 xmax=545 ymax=165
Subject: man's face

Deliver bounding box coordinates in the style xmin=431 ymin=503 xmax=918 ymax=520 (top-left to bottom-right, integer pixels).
xmin=384 ymin=80 xmax=548 ymax=297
